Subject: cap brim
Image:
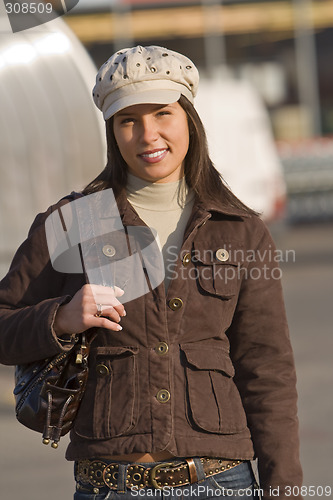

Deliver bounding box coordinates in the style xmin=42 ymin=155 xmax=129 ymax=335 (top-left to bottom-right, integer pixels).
xmin=103 ymin=89 xmax=181 ymax=120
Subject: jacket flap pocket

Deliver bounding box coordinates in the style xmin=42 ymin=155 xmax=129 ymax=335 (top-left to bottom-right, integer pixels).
xmin=192 ymin=241 xmax=242 ymax=266
xmin=181 ymin=344 xmax=247 ymax=434
xmin=94 ymin=346 xmax=139 ymax=357
xmin=75 ymin=345 xmax=139 ymax=439
xmin=181 ymin=344 xmax=235 ymax=377
xmin=191 ymin=241 xmax=243 ymax=298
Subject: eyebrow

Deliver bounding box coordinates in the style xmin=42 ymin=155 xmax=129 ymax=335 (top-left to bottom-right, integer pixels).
xmin=116 ymin=104 xmax=171 ymax=117
xmin=116 ymin=111 xmax=136 ymax=117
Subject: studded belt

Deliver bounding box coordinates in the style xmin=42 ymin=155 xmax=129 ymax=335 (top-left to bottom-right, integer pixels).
xmin=75 ymin=457 xmax=243 ymax=491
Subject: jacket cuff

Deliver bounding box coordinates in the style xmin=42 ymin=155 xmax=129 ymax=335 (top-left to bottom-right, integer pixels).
xmin=50 ymin=295 xmax=76 ymax=352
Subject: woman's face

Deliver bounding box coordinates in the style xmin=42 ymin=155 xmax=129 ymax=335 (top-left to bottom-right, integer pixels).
xmin=113 ymin=101 xmax=189 ymax=183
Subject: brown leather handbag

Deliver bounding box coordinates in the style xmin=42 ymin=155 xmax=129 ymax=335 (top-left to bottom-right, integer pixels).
xmin=13 ymin=333 xmax=93 ymax=449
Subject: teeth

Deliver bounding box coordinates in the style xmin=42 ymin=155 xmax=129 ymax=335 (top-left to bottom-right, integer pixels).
xmin=142 ymin=149 xmax=167 ymax=159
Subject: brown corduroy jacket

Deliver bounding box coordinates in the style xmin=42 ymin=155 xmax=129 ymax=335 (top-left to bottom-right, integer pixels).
xmin=0 ymin=191 xmax=302 ymax=499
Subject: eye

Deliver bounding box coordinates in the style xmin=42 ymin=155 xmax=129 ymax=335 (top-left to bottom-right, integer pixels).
xmin=120 ymin=117 xmax=135 ymax=124
xmin=157 ymin=110 xmax=171 ymax=117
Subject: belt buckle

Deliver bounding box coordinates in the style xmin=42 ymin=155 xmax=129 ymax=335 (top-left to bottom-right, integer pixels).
xmin=150 ymin=462 xmax=175 ymax=489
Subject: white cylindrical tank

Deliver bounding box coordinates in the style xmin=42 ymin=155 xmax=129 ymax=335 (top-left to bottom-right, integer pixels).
xmin=0 ymin=6 xmax=106 ymax=277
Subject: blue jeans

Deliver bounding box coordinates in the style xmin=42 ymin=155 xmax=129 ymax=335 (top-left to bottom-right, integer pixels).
xmin=74 ymin=461 xmax=260 ymax=499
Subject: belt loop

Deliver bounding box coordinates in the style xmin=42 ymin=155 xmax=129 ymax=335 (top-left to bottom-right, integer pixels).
xmin=185 ymin=458 xmax=198 ymax=483
xmin=117 ymin=463 xmax=129 ymax=493
xmin=193 ymin=457 xmax=206 ymax=482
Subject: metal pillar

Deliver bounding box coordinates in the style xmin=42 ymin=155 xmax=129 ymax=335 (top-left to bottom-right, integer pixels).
xmin=292 ymin=0 xmax=322 ymax=136
xmin=201 ymin=0 xmax=226 ymax=78
xmin=112 ymin=0 xmax=134 ymax=52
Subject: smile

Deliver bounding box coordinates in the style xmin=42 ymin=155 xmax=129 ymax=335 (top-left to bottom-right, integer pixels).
xmin=140 ymin=149 xmax=168 ymax=160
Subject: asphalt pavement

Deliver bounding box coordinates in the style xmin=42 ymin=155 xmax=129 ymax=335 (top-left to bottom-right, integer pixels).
xmin=0 ymin=221 xmax=332 ymax=499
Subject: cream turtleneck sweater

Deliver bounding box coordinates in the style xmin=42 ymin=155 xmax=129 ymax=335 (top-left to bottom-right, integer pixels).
xmin=126 ymin=173 xmax=195 ymax=290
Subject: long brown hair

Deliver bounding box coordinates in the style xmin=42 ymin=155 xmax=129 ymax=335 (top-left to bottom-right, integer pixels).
xmin=83 ymin=96 xmax=256 ymax=215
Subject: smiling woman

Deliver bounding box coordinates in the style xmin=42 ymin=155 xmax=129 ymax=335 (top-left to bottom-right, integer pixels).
xmin=0 ymin=45 xmax=303 ymax=500
xmin=113 ymin=102 xmax=189 ymax=183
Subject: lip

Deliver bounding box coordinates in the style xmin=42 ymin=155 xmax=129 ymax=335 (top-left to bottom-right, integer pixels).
xmin=138 ymin=148 xmax=169 ymax=163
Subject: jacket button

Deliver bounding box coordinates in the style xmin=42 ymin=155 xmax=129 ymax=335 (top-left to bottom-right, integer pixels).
xmin=102 ymin=245 xmax=116 ymax=258
xmin=182 ymin=253 xmax=191 ymax=266
xmin=96 ymin=364 xmax=109 ymax=376
xmin=168 ymin=298 xmax=183 ymax=311
xmin=155 ymin=342 xmax=169 ymax=356
xmin=216 ymin=249 xmax=229 ymax=262
xmin=156 ymin=389 xmax=170 ymax=403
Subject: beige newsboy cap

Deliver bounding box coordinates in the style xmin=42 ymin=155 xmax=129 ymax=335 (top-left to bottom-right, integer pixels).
xmin=93 ymin=45 xmax=199 ymax=120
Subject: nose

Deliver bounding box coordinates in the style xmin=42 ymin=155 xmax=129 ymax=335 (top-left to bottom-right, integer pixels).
xmin=139 ymin=115 xmax=159 ymax=144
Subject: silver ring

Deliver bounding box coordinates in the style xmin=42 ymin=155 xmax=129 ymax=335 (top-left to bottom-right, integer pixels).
xmin=95 ymin=303 xmax=103 ymax=317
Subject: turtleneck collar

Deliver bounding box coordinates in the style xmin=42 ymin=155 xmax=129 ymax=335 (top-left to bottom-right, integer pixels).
xmin=126 ymin=173 xmax=194 ymax=212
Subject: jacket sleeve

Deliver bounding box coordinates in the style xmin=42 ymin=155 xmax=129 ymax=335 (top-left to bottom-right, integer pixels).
xmin=227 ymin=217 xmax=303 ymax=500
xmin=0 ymin=200 xmax=76 ymax=366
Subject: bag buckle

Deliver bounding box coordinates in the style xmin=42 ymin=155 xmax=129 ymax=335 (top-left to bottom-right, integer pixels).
xmin=76 ymin=333 xmax=87 ymax=364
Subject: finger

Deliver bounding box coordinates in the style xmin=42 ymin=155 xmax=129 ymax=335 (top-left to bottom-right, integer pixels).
xmin=91 ymin=316 xmax=123 ymax=332
xmin=92 ymin=294 xmax=126 ymax=317
xmin=113 ymin=303 xmax=126 ymax=317
xmin=90 ymin=284 xmax=126 ymax=311
xmin=90 ymin=284 xmax=124 ymax=297
xmin=97 ymin=305 xmax=121 ymax=323
xmin=113 ymin=285 xmax=125 ymax=297
xmin=93 ymin=301 xmax=125 ymax=319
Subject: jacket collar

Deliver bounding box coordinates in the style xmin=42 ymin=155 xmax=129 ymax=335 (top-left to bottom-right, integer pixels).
xmin=92 ymin=188 xmax=251 ymax=226
xmin=195 ymin=198 xmax=251 ymax=219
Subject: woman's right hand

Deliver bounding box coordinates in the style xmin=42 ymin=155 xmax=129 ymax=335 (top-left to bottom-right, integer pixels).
xmin=53 ymin=284 xmax=126 ymax=337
